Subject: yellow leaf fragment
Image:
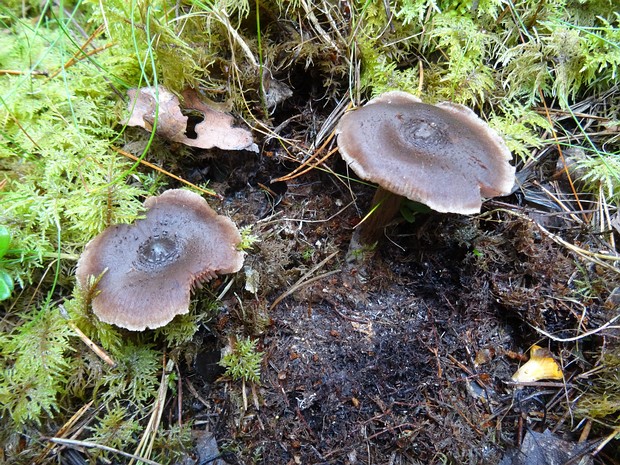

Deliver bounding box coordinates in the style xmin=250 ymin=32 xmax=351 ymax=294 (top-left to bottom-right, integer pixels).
xmin=511 ymin=345 xmax=563 ymax=382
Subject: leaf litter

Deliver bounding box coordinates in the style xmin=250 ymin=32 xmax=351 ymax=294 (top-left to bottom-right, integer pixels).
xmin=125 ymin=86 xmax=258 ymax=152
xmin=182 ymin=149 xmax=620 ymax=464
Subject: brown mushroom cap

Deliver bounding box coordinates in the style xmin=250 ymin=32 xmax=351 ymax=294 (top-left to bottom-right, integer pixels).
xmin=76 ymin=189 xmax=244 ymax=331
xmin=336 ymin=91 xmax=515 ymax=214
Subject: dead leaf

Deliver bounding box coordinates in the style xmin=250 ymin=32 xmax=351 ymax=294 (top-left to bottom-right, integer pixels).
xmin=511 ymin=345 xmax=563 ymax=382
xmin=262 ymin=68 xmax=293 ymax=110
xmin=499 ymin=429 xmax=594 ymax=465
xmin=474 ymin=347 xmax=495 ymax=367
xmin=179 ymin=89 xmax=258 ymax=151
xmin=126 ymin=87 xmax=187 ymax=140
xmin=185 ymin=429 xmax=229 ymax=465
xmin=350 ymin=320 xmax=374 ymax=339
xmin=244 ymin=266 xmax=260 ymax=295
xmin=125 ymin=86 xmax=258 ymax=152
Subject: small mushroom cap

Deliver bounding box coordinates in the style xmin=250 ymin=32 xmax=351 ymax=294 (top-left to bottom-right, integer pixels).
xmin=76 ymin=189 xmax=244 ymax=331
xmin=336 ymin=91 xmax=515 ymax=214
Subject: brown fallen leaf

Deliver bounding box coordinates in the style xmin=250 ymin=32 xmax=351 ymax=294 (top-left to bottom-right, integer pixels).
xmin=179 ymin=89 xmax=257 ymax=151
xmin=126 ymin=87 xmax=187 ymax=141
xmin=511 ymin=345 xmax=563 ymax=382
xmin=125 ymin=86 xmax=257 ymax=152
xmin=474 ymin=347 xmax=495 ymax=367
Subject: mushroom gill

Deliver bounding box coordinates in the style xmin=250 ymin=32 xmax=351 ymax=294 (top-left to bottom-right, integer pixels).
xmin=76 ymin=189 xmax=244 ymax=331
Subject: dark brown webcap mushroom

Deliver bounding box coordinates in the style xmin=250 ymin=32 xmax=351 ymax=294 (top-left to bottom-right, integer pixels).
xmin=76 ymin=189 xmax=244 ymax=331
xmin=336 ymin=91 xmax=515 ymax=249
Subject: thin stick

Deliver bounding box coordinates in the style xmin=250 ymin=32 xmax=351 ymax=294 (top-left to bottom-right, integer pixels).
xmin=185 ymin=379 xmax=211 ymax=410
xmin=269 ymin=251 xmax=340 ymax=311
xmin=0 ymin=69 xmax=48 ymax=76
xmin=1 ymin=102 xmax=41 ymax=149
xmin=313 ymin=97 xmax=350 ymax=150
xmin=578 ymin=418 xmax=592 ymax=443
xmin=45 ymin=438 xmax=163 ymax=465
xmin=274 ymin=132 xmax=338 ymax=183
xmin=528 ymin=313 xmax=620 ymax=343
xmin=274 ymin=199 xmax=355 ymax=225
xmin=111 ymin=146 xmax=220 ymax=198
xmin=59 ymin=305 xmax=116 ymax=367
xmin=130 ymin=358 xmax=175 ymax=465
xmin=47 ymin=24 xmax=106 ymax=80
xmin=480 ymin=208 xmax=620 ymax=271
xmin=505 ymin=381 xmax=575 ymax=388
xmin=34 ymin=401 xmax=94 ymax=464
xmin=418 ymin=60 xmax=424 ymax=94
xmin=592 ymin=426 xmax=620 ymax=456
xmin=599 ymin=185 xmax=616 ymax=250
xmin=535 ymin=107 xmax=611 ymax=121
xmin=538 ymin=89 xmax=585 ymax=215
xmin=68 ymin=322 xmax=116 ymax=367
xmin=47 ymin=43 xmax=115 ymax=80
xmin=276 ymin=147 xmax=339 ymax=183
xmin=532 ymin=180 xmax=584 ymax=225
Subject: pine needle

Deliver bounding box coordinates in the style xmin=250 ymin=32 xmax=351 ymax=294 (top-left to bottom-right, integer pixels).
xmin=112 ymin=146 xmax=220 ymax=198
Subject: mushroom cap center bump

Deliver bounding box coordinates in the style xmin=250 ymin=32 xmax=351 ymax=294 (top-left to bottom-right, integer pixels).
xmin=137 ymin=234 xmax=181 ymax=269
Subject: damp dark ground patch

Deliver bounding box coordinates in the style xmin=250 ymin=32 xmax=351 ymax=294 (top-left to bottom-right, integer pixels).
xmin=180 ymin=152 xmax=620 ymax=465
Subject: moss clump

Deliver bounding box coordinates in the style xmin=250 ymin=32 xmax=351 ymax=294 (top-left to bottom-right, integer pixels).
xmin=220 ymin=336 xmax=263 ymax=383
xmin=0 ymin=305 xmax=73 ymax=426
xmin=0 ymin=4 xmax=187 ymax=461
xmin=578 ymin=349 xmax=620 ymax=422
xmin=0 ymin=24 xmax=154 ymax=286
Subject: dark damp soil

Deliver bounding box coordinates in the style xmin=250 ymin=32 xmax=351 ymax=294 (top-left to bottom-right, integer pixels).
xmin=173 ymin=145 xmax=619 ymax=465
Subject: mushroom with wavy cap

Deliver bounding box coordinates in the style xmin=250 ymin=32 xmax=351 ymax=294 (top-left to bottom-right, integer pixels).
xmin=336 ymin=91 xmax=515 ymax=250
xmin=76 ymin=189 xmax=244 ymax=331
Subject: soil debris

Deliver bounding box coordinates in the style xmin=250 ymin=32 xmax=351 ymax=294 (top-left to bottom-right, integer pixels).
xmin=180 ymin=154 xmax=619 ymax=464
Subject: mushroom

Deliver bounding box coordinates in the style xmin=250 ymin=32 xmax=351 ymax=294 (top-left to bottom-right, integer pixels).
xmin=76 ymin=189 xmax=244 ymax=331
xmin=336 ymin=91 xmax=515 ymax=251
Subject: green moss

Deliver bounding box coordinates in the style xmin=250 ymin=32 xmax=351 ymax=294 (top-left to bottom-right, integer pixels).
xmin=356 ymin=0 xmax=619 ymax=107
xmin=220 ymin=336 xmax=263 ymax=383
xmin=488 ymin=102 xmax=552 ymax=162
xmin=0 ymin=305 xmax=73 ymax=426
xmin=352 ymin=0 xmax=619 ymax=207
xmin=0 ymin=3 xmax=167 ymax=448
xmin=86 ymin=404 xmax=142 ymax=461
xmin=151 ymin=423 xmax=193 ymax=465
xmin=0 ymin=25 xmax=155 ymax=287
xmin=238 ymin=225 xmax=260 ymax=251
xmin=100 ymin=341 xmax=162 ymax=403
xmin=578 ymin=350 xmax=620 ymax=422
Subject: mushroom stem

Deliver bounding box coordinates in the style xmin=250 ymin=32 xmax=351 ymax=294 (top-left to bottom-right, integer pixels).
xmin=347 ymin=187 xmax=403 ymax=262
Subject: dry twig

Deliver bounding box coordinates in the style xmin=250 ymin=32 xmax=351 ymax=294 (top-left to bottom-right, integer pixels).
xmin=112 ymin=146 xmax=220 ymax=198
xmin=45 ymin=438 xmax=163 ymax=465
xmin=130 ymin=358 xmax=175 ymax=465
xmin=269 ymin=251 xmax=340 ymax=311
